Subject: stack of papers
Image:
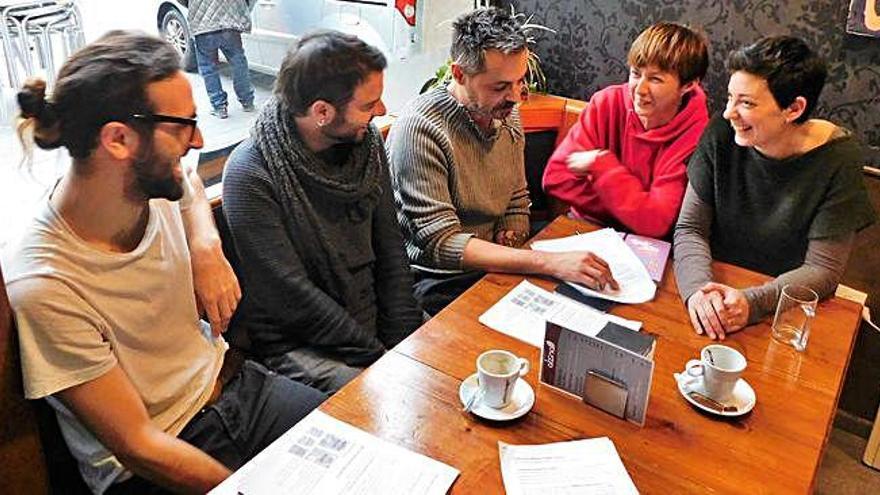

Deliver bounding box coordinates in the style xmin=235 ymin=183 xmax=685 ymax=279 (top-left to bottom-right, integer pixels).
xmin=210 ymin=411 xmax=459 ymax=495
xmin=531 ymin=228 xmax=656 ymax=303
xmin=479 ymin=280 xmax=641 ymax=348
xmin=499 ymin=438 xmax=638 ymax=495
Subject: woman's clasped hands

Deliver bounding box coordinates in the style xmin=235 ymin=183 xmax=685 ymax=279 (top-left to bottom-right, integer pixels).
xmin=686 ymin=282 xmax=750 ymax=340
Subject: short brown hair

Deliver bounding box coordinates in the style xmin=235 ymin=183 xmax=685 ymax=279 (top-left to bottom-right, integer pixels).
xmin=627 ymin=22 xmax=708 ymax=84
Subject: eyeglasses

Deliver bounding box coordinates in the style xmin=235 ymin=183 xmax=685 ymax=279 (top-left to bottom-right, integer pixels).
xmin=130 ymin=113 xmax=199 ymax=142
xmin=130 ymin=113 xmax=198 ymax=128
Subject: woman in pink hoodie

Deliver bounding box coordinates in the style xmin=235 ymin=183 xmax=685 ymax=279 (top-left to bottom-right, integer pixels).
xmin=543 ymin=22 xmax=710 ymax=239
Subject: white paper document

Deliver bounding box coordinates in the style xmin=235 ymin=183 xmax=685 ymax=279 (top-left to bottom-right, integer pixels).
xmin=499 ymin=438 xmax=638 ymax=495
xmin=478 ymin=280 xmax=641 ymax=348
xmin=530 ymin=228 xmax=656 ymax=304
xmin=210 ymin=411 xmax=459 ymax=495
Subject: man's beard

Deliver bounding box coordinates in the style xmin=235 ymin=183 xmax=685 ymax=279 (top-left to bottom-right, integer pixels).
xmin=464 ymin=89 xmax=516 ymax=121
xmin=130 ymin=137 xmax=184 ymax=202
xmin=489 ymin=100 xmax=516 ymax=119
xmin=322 ymin=114 xmax=367 ymax=145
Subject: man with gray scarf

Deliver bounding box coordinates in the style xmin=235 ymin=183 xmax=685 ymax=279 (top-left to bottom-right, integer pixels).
xmin=222 ymin=30 xmax=423 ymax=394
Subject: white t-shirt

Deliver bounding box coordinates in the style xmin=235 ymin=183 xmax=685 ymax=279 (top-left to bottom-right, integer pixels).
xmin=3 ymin=196 xmax=225 ymax=494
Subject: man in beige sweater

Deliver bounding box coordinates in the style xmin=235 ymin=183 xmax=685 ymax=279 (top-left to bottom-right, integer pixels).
xmin=387 ymin=7 xmax=617 ymax=314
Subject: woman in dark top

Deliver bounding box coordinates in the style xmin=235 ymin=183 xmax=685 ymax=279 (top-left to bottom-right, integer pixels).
xmin=673 ymin=36 xmax=876 ymax=340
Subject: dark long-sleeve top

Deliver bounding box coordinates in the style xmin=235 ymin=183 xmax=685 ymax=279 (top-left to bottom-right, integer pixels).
xmin=222 ymin=137 xmax=423 ymax=362
xmin=674 ymin=184 xmax=855 ymax=323
xmin=673 ymin=116 xmax=876 ymax=323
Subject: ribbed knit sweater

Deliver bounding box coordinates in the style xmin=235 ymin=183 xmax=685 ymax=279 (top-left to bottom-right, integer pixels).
xmin=386 ymin=87 xmax=530 ymax=272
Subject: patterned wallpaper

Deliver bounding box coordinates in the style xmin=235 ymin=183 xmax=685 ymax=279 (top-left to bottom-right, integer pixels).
xmin=498 ymin=0 xmax=880 ymax=150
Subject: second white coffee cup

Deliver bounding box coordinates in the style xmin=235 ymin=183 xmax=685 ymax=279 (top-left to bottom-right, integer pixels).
xmin=685 ymin=344 xmax=746 ymax=403
xmin=477 ymin=349 xmax=529 ymax=408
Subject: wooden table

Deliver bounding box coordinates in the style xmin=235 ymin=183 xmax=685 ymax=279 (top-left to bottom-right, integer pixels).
xmin=319 ymin=216 xmax=863 ymax=494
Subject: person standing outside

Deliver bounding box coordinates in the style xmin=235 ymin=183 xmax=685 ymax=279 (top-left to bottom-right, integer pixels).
xmin=188 ymin=0 xmax=256 ymax=119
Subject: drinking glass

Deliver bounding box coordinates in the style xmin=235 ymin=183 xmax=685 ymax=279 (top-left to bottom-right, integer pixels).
xmin=771 ymin=284 xmax=818 ymax=352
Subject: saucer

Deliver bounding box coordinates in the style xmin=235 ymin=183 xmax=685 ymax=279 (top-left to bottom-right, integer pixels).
xmin=459 ymin=373 xmax=535 ymax=421
xmin=673 ymin=372 xmax=756 ymax=417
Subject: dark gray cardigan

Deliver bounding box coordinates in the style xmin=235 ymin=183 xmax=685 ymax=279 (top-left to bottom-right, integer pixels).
xmin=222 ymin=137 xmax=422 ymax=364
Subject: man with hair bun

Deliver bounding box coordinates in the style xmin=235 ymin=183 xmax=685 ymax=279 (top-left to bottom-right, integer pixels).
xmin=4 ymin=31 xmax=324 ymax=494
xmin=387 ymin=7 xmax=618 ymax=315
xmin=543 ymin=22 xmax=710 ymax=239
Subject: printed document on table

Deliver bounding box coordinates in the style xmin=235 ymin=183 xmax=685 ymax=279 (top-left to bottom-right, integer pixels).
xmin=209 ymin=411 xmax=459 ymax=495
xmin=531 ymin=228 xmax=656 ymax=303
xmin=479 ymin=280 xmax=641 ymax=348
xmin=499 ymin=438 xmax=638 ymax=495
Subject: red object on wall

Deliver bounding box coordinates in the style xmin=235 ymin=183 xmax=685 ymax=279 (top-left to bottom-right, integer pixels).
xmin=395 ymin=0 xmax=417 ymax=26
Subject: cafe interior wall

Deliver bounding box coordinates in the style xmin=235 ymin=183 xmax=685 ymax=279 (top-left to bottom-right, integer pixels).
xmin=499 ymin=0 xmax=880 ymax=155
xmin=499 ymin=0 xmax=880 ymax=426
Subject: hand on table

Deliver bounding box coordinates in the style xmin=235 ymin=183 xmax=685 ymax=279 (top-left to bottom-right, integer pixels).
xmin=191 ymin=240 xmax=241 ymax=337
xmin=494 ymin=229 xmax=529 ymax=248
xmin=687 ymin=282 xmax=750 ymax=340
xmin=566 ymin=150 xmax=607 ymax=177
xmin=542 ymin=251 xmax=619 ymax=292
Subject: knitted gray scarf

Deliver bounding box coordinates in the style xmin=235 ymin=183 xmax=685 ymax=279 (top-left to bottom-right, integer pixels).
xmin=253 ymin=96 xmax=383 ymax=306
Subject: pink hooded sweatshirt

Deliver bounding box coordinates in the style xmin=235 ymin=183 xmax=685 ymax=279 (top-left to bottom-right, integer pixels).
xmin=542 ymin=83 xmax=709 ymax=238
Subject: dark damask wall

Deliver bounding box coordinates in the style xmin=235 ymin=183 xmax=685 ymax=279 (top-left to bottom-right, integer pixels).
xmin=499 ymin=0 xmax=880 ymax=149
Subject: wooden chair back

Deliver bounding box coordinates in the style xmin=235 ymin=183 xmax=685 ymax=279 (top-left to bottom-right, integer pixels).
xmin=837 ymin=168 xmax=880 ymax=423
xmin=0 ymin=263 xmax=50 ymax=493
xmin=518 ymin=94 xmax=588 ymax=218
xmin=1 ymin=262 xmax=90 ymax=494
xmin=557 ymin=98 xmax=587 ymax=146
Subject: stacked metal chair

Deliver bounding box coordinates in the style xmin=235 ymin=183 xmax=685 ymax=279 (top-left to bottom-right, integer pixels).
xmin=1 ymin=0 xmax=84 ymax=89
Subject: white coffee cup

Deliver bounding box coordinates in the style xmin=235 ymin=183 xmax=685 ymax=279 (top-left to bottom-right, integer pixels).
xmin=685 ymin=345 xmax=746 ymax=403
xmin=476 ymin=349 xmax=529 ymax=408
